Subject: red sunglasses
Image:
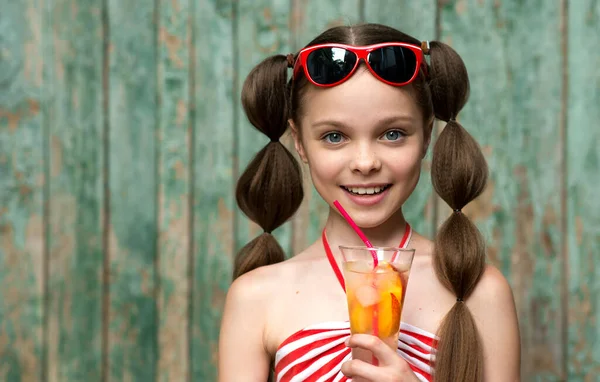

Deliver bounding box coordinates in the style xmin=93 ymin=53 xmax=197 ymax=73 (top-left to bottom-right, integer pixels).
xmin=292 ymin=42 xmax=426 ymax=87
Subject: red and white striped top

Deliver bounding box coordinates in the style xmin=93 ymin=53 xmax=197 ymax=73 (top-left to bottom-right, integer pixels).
xmin=274 ymin=223 xmax=437 ymax=381
xmin=274 ymin=320 xmax=437 ymax=381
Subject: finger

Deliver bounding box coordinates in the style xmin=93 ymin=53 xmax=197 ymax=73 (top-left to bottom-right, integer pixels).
xmin=346 ymin=334 xmax=398 ymax=365
xmin=341 ymin=359 xmax=387 ymax=381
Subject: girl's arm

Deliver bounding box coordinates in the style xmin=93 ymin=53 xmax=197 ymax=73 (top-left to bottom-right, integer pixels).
xmin=471 ymin=265 xmax=522 ymax=381
xmin=218 ymin=271 xmax=272 ymax=382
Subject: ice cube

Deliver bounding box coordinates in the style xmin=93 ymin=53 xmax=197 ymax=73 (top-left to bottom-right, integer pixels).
xmin=374 ymin=261 xmax=393 ymax=273
xmin=354 ymin=284 xmax=381 ymax=307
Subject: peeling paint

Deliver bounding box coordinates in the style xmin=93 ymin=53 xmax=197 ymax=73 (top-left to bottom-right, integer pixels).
xmin=176 ymin=99 xmax=187 ymax=125
xmin=463 ymin=179 xmax=498 ymax=223
xmin=0 ymin=109 xmax=23 ymax=133
xmin=455 ymin=0 xmax=467 ymax=15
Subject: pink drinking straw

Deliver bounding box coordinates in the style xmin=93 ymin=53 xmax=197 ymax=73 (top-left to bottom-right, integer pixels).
xmin=333 ymin=200 xmax=379 ymax=267
xmin=333 ymin=200 xmax=380 ymax=363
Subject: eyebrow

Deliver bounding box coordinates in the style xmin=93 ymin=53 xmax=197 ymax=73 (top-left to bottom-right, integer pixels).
xmin=311 ymin=115 xmax=415 ymax=129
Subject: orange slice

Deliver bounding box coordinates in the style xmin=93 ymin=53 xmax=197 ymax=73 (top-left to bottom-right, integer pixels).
xmin=349 ymin=301 xmax=372 ymax=333
xmin=377 ymin=292 xmax=402 ymax=338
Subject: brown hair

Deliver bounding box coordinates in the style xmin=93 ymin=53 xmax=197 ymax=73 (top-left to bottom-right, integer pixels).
xmin=233 ymin=55 xmax=304 ymax=278
xmin=235 ymin=23 xmax=488 ymax=380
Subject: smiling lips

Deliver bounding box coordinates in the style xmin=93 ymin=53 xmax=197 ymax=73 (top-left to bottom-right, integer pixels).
xmin=340 ymin=184 xmax=392 ymax=206
xmin=341 ymin=184 xmax=392 ymax=196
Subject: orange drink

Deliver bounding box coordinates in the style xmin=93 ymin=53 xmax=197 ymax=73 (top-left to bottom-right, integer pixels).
xmin=340 ymin=246 xmax=414 ymax=377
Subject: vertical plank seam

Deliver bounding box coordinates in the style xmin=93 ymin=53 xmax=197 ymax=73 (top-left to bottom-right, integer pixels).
xmin=153 ymin=1 xmax=162 ymax=381
xmin=232 ymin=0 xmax=240 ymax=257
xmin=289 ymin=0 xmax=296 ymax=51
xmin=431 ymin=0 xmax=442 ymax=237
xmin=288 ymin=1 xmax=297 ymax=260
xmin=560 ymin=0 xmax=570 ymax=379
xmin=101 ymin=0 xmax=111 ymax=380
xmin=358 ymin=0 xmax=365 ymax=23
xmin=187 ymin=0 xmax=197 ymax=379
xmin=288 ymin=0 xmax=297 ymax=257
xmin=42 ymin=0 xmax=52 ymax=380
xmin=434 ymin=0 xmax=442 ymax=40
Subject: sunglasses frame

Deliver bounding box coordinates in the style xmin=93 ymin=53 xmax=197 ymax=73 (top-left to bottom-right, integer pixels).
xmin=292 ymin=42 xmax=426 ymax=88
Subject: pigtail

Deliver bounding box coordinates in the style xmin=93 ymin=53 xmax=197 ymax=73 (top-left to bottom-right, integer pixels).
xmin=233 ymin=55 xmax=304 ymax=280
xmin=428 ymin=41 xmax=489 ymax=381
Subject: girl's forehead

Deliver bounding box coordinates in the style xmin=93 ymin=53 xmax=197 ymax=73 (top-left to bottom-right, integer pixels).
xmin=299 ymin=71 xmax=423 ymax=127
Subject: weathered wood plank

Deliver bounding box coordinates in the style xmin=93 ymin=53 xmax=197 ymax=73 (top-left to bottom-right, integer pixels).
xmin=0 ymin=0 xmax=45 ymax=381
xmin=363 ymin=0 xmax=437 ymax=238
xmin=291 ymin=0 xmax=361 ymax=49
xmin=235 ymin=0 xmax=294 ymax=256
xmin=192 ymin=0 xmax=235 ymax=380
xmin=44 ymin=0 xmax=104 ymax=381
xmin=289 ymin=0 xmax=361 ymax=254
xmin=439 ymin=0 xmax=564 ymax=379
xmin=107 ymin=1 xmax=158 ymax=380
xmin=156 ymin=0 xmax=191 ymax=381
xmin=363 ymin=1 xmax=437 ymax=39
xmin=567 ymin=1 xmax=600 ymax=379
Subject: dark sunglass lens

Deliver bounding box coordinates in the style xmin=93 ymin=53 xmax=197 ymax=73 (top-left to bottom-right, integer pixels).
xmin=368 ymin=46 xmax=417 ymax=83
xmin=306 ymin=48 xmax=357 ymax=85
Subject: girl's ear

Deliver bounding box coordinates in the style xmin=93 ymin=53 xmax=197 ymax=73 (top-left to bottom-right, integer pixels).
xmin=290 ymin=119 xmax=308 ymax=163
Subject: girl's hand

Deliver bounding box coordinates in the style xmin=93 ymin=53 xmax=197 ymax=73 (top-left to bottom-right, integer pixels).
xmin=341 ymin=334 xmax=420 ymax=382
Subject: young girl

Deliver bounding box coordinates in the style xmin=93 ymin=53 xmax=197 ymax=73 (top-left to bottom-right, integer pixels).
xmin=218 ymin=23 xmax=521 ymax=381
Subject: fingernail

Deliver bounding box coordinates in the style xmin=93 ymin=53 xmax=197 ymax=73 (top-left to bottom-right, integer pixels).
xmin=344 ymin=337 xmax=350 ymax=346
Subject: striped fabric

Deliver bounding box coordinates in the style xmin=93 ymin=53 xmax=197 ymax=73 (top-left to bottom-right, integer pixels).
xmin=274 ymin=321 xmax=437 ymax=382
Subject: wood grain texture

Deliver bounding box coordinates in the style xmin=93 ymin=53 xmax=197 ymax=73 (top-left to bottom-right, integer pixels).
xmin=45 ymin=0 xmax=104 ymax=381
xmin=156 ymin=0 xmax=191 ymax=381
xmin=289 ymin=0 xmax=361 ymax=255
xmin=106 ymin=1 xmax=158 ymax=380
xmin=439 ymin=0 xmax=564 ymax=379
xmin=0 ymin=0 xmax=45 ymax=381
xmin=235 ymin=0 xmax=294 ymax=256
xmin=192 ymin=0 xmax=235 ymax=380
xmin=363 ymin=1 xmax=437 ymax=239
xmin=2 ymin=1 xmax=600 ymax=381
xmin=567 ymin=0 xmax=600 ymax=379
xmin=363 ymin=1 xmax=437 ymax=39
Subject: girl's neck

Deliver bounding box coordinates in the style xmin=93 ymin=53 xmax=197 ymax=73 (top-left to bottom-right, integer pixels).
xmin=322 ymin=207 xmax=408 ymax=255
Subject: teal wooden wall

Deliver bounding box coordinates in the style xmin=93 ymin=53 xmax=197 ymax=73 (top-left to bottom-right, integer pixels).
xmin=0 ymin=0 xmax=598 ymax=381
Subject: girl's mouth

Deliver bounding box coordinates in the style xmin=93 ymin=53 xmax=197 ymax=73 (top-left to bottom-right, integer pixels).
xmin=341 ymin=184 xmax=392 ymax=196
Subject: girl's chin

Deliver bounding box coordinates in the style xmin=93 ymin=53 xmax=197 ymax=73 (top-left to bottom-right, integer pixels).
xmin=339 ymin=208 xmax=400 ymax=229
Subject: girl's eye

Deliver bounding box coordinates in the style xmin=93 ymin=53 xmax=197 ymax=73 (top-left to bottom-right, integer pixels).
xmin=323 ymin=132 xmax=345 ymax=144
xmin=382 ymin=130 xmax=405 ymax=141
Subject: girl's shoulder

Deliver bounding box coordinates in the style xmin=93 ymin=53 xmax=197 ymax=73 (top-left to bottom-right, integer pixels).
xmin=226 ymin=246 xmax=318 ymax=306
xmin=469 ymin=264 xmax=515 ymax=310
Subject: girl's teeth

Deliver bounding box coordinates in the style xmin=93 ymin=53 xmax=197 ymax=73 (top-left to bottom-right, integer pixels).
xmin=346 ymin=186 xmax=387 ymax=195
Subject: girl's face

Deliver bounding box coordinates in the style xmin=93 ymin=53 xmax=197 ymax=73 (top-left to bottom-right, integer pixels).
xmin=291 ymin=67 xmax=431 ymax=228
